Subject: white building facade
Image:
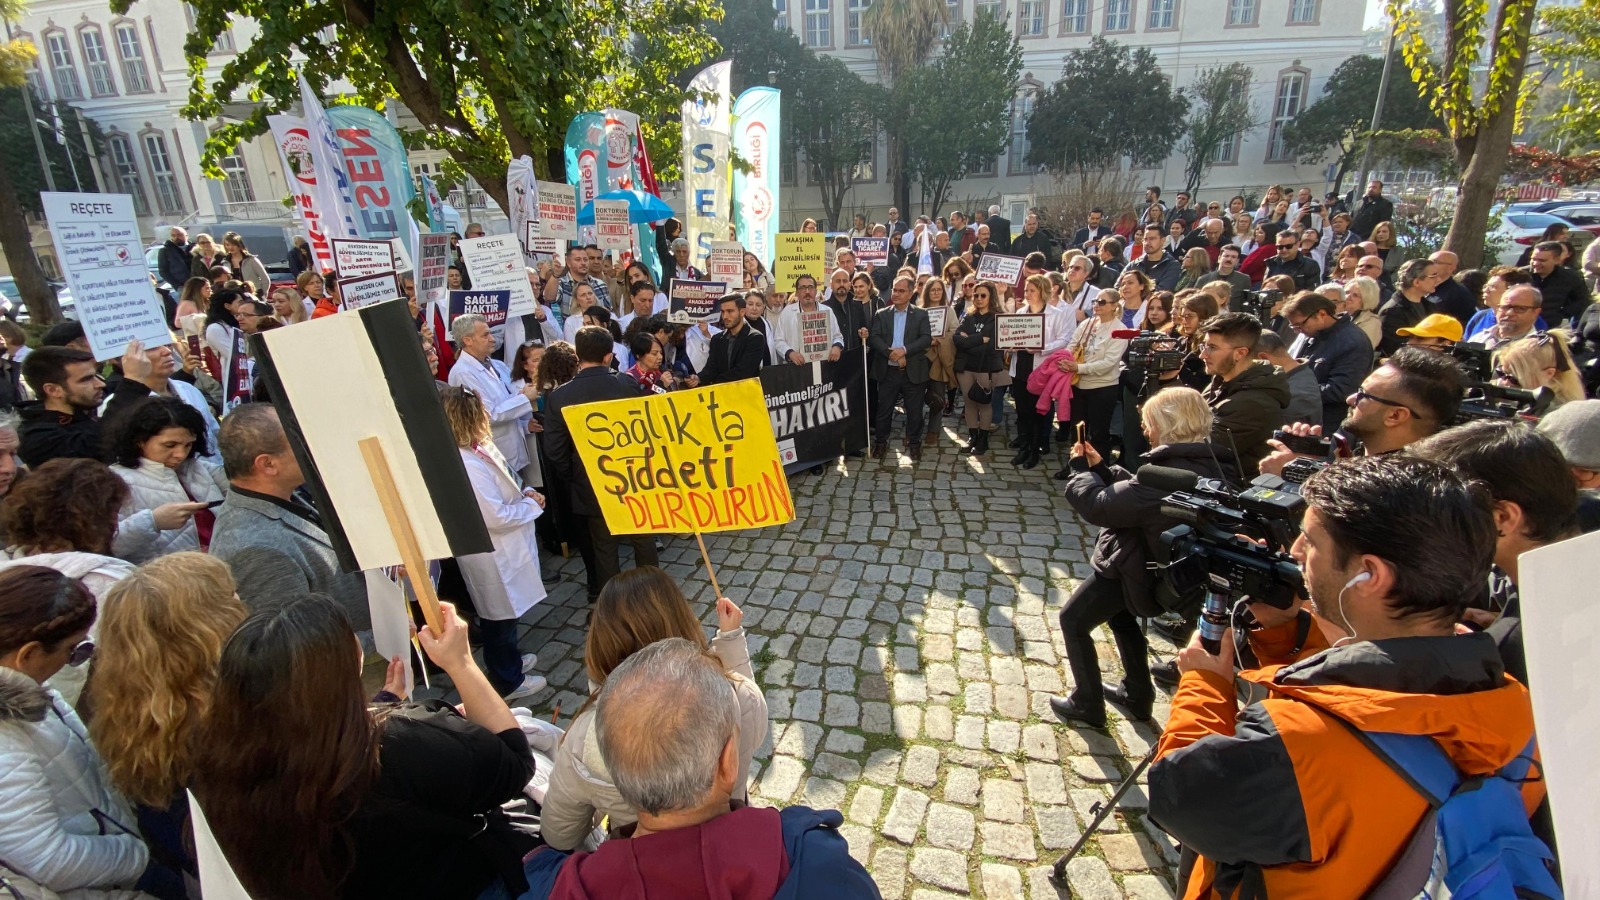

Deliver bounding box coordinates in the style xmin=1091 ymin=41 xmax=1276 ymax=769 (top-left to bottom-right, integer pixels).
xmin=776 ymin=0 xmax=1367 ymax=227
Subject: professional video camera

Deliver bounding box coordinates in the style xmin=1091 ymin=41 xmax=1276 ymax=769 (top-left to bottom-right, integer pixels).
xmin=1456 ymin=383 xmax=1554 ymax=424
xmin=1241 ymin=289 xmax=1282 ymax=323
xmin=1138 ymin=466 xmax=1307 ymax=654
xmin=1120 ymin=330 xmax=1187 ymax=400
xmin=1450 ymin=342 xmax=1493 ymax=382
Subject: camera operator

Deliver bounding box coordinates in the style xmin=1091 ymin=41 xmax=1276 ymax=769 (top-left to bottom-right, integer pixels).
xmin=1051 ymin=388 xmax=1227 ymax=728
xmin=1196 ymin=313 xmax=1289 ymax=478
xmin=1150 ymin=456 xmax=1544 ymax=898
xmin=1410 ymin=420 xmax=1580 ymax=686
xmin=1283 ymin=292 xmax=1374 ymax=433
xmin=1262 ymin=347 xmax=1463 ymax=474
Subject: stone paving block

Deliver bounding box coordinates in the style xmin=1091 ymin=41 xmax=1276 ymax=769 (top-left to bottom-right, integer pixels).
xmin=901 ymin=745 xmax=941 ymax=787
xmin=893 ymin=704 xmax=922 ymax=739
xmin=828 ymin=637 xmax=862 ymax=666
xmin=883 ymin=787 xmax=930 ymax=844
xmin=964 ymin=682 xmax=994 ymax=715
xmin=954 ymin=715 xmax=986 ymax=749
xmin=837 ymin=822 xmax=873 ymax=866
xmin=1071 ymin=787 xmax=1120 ymax=833
xmin=864 ymin=749 xmax=903 ymax=784
xmin=813 ymin=751 xmax=863 ymax=782
xmin=924 ymin=705 xmax=955 ymax=741
xmin=979 ymin=863 xmax=1024 ymax=900
xmin=1070 ymin=755 xmax=1123 ymax=784
xmin=926 ymin=662 xmax=960 ymax=695
xmin=803 ymin=776 xmax=847 ymax=811
xmin=922 ymin=634 xmax=955 ymax=661
xmin=988 ymin=720 xmax=1022 ymax=754
xmin=909 ymin=847 xmax=970 ymax=894
xmin=776 ymin=722 xmax=823 ymax=758
xmin=824 ymin=666 xmax=856 ymax=692
xmin=792 ymin=689 xmax=822 ymax=722
xmin=1033 ymin=804 xmax=1082 ymax=850
xmin=994 ymin=683 xmax=1031 ymax=719
xmin=861 ymin=701 xmax=893 ymax=734
xmin=1026 ymin=762 xmax=1070 ymax=804
xmin=990 ymin=656 xmax=1026 ymax=685
xmin=925 ymin=802 xmax=976 ymax=851
xmin=849 ymin=784 xmax=885 ymax=825
xmin=1026 ymin=865 xmax=1068 ymax=900
xmin=1021 ymin=724 xmax=1059 ymax=762
xmin=1100 ymin=832 xmax=1166 ymax=872
xmin=1122 ymin=874 xmax=1176 ymax=900
xmin=826 ymin=729 xmax=865 ymax=755
xmin=942 ymin=765 xmax=980 ymax=805
xmin=982 ymin=778 xmax=1026 ymax=823
xmin=798 ymin=636 xmax=828 ymax=663
xmin=873 ymin=846 xmax=909 ymax=900
xmin=894 ymin=673 xmax=929 ymax=702
xmin=824 ymin=694 xmax=860 ymax=727
xmin=1063 ymin=857 xmax=1120 ymax=900
xmin=755 ymin=755 xmax=805 ymax=801
xmin=980 ymin=821 xmax=1038 ymax=861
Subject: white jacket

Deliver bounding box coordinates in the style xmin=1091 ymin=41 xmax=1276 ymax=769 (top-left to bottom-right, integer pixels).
xmin=110 ymin=459 xmax=227 ymax=564
xmin=456 ymin=445 xmax=546 ymax=621
xmin=1068 ymin=316 xmax=1132 ymax=391
xmin=0 ymin=667 xmax=149 ymax=900
xmin=449 ymin=353 xmax=533 ymax=474
xmin=0 ymin=553 xmax=136 ymax=709
xmin=537 ymin=627 xmax=768 ymax=852
xmin=773 ymin=302 xmax=843 ymax=363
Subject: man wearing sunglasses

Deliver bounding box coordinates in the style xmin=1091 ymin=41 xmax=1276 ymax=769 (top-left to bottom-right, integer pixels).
xmin=1264 ymin=229 xmax=1321 ymax=292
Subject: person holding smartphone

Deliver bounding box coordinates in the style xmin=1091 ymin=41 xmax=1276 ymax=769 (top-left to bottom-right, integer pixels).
xmin=106 ymin=396 xmax=224 ymax=563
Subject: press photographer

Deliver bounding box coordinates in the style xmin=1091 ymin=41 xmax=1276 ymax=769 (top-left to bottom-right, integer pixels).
xmin=1051 ymin=388 xmax=1227 ymax=728
xmin=1149 ymin=456 xmax=1556 ymax=898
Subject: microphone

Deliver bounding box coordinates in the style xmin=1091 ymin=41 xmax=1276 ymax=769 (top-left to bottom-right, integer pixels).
xmin=1135 ymin=465 xmax=1200 ymax=494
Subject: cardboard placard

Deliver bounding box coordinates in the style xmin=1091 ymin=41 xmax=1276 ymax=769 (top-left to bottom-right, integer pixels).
xmin=415 ymin=233 xmax=452 ymax=308
xmin=976 ymin=252 xmax=1026 ymax=287
xmin=925 ymin=306 xmax=949 ymax=339
xmin=762 ymin=347 xmax=869 ymax=470
xmin=460 ymin=234 xmax=539 ymax=317
xmin=851 ymin=236 xmax=890 ymax=267
xmin=774 ymin=232 xmax=829 ymax=291
xmin=800 ymin=308 xmax=833 ymax=362
xmin=997 ymin=313 xmax=1045 ymax=350
xmin=340 ymin=272 xmax=401 ymax=310
xmin=537 ymin=181 xmax=578 ymax=240
xmin=447 ymin=289 xmax=511 ymax=346
xmin=708 ymin=241 xmax=745 ymax=294
xmin=668 ymin=279 xmax=725 ymax=324
xmin=331 ymin=238 xmax=397 ymax=279
xmin=594 ymin=198 xmax=631 ymax=251
xmin=40 ymin=192 xmax=172 ymax=361
xmin=560 ymin=379 xmax=795 ymax=535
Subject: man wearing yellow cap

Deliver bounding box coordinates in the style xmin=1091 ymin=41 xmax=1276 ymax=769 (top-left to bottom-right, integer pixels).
xmin=1396 ymin=313 xmax=1463 ymax=353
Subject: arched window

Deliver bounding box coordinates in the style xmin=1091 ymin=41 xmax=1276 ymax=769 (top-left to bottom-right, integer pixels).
xmin=214 ymin=131 xmax=256 ymax=204
xmin=112 ymin=20 xmax=152 ymax=93
xmin=77 ymin=24 xmax=118 ymax=96
xmin=42 ymin=28 xmax=83 ymax=100
xmin=140 ymin=128 xmax=186 ymax=215
xmin=1266 ymin=66 xmax=1309 ymax=163
xmin=107 ymin=132 xmax=150 ymax=216
xmin=1008 ymin=81 xmax=1043 ymax=175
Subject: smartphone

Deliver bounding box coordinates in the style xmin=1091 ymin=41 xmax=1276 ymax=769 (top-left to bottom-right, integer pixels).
xmin=204 ymin=500 xmax=225 ymax=509
xmin=1272 ymin=429 xmax=1332 ymax=457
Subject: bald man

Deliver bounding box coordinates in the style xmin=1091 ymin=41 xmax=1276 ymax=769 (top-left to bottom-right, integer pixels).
xmin=1426 ymin=250 xmax=1475 ymax=326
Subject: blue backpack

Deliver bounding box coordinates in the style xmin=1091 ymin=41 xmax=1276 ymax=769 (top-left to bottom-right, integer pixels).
xmin=1356 ymin=730 xmax=1563 ymax=900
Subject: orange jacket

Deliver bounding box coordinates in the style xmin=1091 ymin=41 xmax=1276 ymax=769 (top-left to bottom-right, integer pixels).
xmin=311 ymin=297 xmax=339 ymax=319
xmin=1150 ymin=620 xmax=1542 ymax=900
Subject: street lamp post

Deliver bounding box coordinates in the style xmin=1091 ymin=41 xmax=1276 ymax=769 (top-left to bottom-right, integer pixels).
xmin=36 ymin=118 xmax=83 ymax=191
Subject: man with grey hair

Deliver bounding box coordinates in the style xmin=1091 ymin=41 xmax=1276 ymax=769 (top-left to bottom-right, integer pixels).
xmin=986 ymin=204 xmax=1012 ymax=252
xmin=158 ymin=225 xmax=192 ymax=289
xmin=541 ymin=637 xmax=878 ymax=898
xmin=1378 ymin=257 xmax=1441 ymax=355
xmin=447 ymin=312 xmax=539 ymax=475
xmin=0 ymin=409 xmax=20 ymax=499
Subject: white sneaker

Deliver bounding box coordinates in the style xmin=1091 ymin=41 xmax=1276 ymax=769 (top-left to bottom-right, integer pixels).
xmin=521 ymin=653 xmax=539 ymax=674
xmin=504 ymin=674 xmax=548 ymax=702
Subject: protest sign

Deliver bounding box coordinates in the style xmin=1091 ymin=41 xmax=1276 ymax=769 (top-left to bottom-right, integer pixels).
xmin=339 ymin=273 xmax=401 ymax=310
xmin=668 ymin=280 xmax=725 ymax=324
xmin=976 ymin=252 xmax=1025 ymax=287
xmin=851 ymin=236 xmax=890 ymax=267
xmin=760 ymin=347 xmax=868 ymax=471
xmin=997 ymin=313 xmax=1045 ymax=350
xmin=800 ymin=308 xmax=833 ymax=362
xmin=331 ymin=238 xmax=396 ymax=279
xmin=222 ymin=328 xmax=252 ymax=413
xmin=529 ymin=237 xmax=561 ymax=259
xmin=594 ymin=198 xmax=631 ymax=251
xmin=708 ymin=241 xmax=744 ymax=294
xmin=40 ymin=192 xmax=172 ymax=361
xmin=537 ymin=181 xmax=578 ymax=240
xmin=415 ymin=233 xmax=452 ymax=307
xmin=448 ymin=289 xmax=512 ymax=346
xmin=561 ymin=379 xmax=794 ymax=535
xmin=460 ymin=234 xmax=539 ymax=317
xmin=925 ymin=306 xmax=950 ymax=338
xmin=773 ymin=233 xmax=828 ymax=290
xmin=188 ymin=790 xmax=252 ymax=900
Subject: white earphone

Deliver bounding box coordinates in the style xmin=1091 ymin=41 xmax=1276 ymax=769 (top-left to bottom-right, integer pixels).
xmin=1333 ymin=572 xmax=1372 ymax=647
xmin=1343 ymin=572 xmax=1372 ymax=590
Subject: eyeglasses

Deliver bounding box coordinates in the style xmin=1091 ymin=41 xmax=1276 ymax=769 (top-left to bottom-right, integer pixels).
xmin=1092 ymin=299 xmax=1119 ymax=307
xmin=1495 ymin=303 xmax=1539 ymax=313
xmin=67 ymin=639 xmax=95 ymax=668
xmin=1276 ymin=244 xmax=1297 ymax=250
xmin=1352 ymin=388 xmax=1418 ymax=418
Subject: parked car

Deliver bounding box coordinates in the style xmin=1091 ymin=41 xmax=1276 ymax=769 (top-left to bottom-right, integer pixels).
xmin=1 ymin=276 xmax=76 ymax=323
xmin=1492 ymin=212 xmax=1598 ymax=266
xmin=1541 ymin=204 xmax=1600 ymax=229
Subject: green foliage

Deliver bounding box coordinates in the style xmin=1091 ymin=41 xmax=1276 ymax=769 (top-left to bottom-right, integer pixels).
xmin=1536 ymin=0 xmax=1600 ymax=152
xmin=0 ymin=0 xmax=36 ymax=87
xmin=139 ymin=0 xmax=721 ymax=209
xmin=1387 ymin=0 xmax=1537 ymax=137
xmin=791 ymin=57 xmax=886 ymax=230
xmin=1178 ymin=63 xmax=1256 ymax=196
xmin=1282 ymin=54 xmax=1440 ymax=192
xmin=1026 ymin=37 xmax=1189 ymax=175
xmin=0 ymin=90 xmax=98 ymax=210
xmin=897 ymin=11 xmax=1022 ymax=215
xmin=862 ymin=0 xmax=950 ymax=86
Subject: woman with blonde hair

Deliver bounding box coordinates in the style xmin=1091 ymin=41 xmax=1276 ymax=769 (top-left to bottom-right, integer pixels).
xmin=86 ymin=552 xmax=246 ymax=878
xmin=539 ymin=566 xmax=766 ymax=852
xmin=1175 ymin=247 xmax=1212 ymax=292
xmin=1370 ymin=220 xmax=1401 ymax=277
xmin=173 ymin=276 xmax=211 ymax=327
xmin=1496 ymin=331 xmax=1586 ymax=406
xmin=1343 ymin=275 xmax=1383 ymax=348
xmin=269 ymin=286 xmax=308 ymax=324
xmin=188 ymin=233 xmax=222 ymax=278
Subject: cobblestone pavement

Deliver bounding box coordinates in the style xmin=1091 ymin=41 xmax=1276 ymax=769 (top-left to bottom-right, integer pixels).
xmin=514 ymin=417 xmax=1182 ymax=899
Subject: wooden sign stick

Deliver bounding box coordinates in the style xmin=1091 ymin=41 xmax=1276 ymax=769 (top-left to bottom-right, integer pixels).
xmin=694 ymin=530 xmax=724 ymax=599
xmin=359 ymin=436 xmax=445 ymax=636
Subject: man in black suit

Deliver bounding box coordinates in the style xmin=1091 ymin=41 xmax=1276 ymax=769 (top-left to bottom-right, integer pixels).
xmin=1072 ymin=208 xmax=1113 ymax=250
xmin=544 ymin=326 xmax=660 ymax=600
xmin=867 ymin=275 xmax=933 ymax=461
xmin=985 ymin=204 xmax=1013 ymax=253
xmin=698 ymin=294 xmax=768 ymax=384
xmin=1349 ymin=180 xmax=1395 ymax=239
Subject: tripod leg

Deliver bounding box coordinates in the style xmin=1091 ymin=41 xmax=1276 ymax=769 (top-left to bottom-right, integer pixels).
xmin=1049 ymin=745 xmax=1159 ymax=884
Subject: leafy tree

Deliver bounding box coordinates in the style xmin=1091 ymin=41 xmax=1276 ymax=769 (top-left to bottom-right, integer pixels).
xmin=792 ymin=56 xmax=886 ymax=230
xmin=898 ymin=11 xmax=1021 ymax=216
xmin=1281 ymin=54 xmax=1440 ymax=196
xmin=863 ymin=0 xmax=949 ymax=213
xmin=1387 ymin=0 xmax=1539 ymax=268
xmin=719 ymin=0 xmax=812 ymax=94
xmin=1178 ymin=63 xmax=1257 ymax=197
xmin=1536 ymin=0 xmax=1600 ymax=152
xmin=150 ymin=0 xmax=721 ymax=213
xmin=1026 ymin=37 xmax=1189 ymax=176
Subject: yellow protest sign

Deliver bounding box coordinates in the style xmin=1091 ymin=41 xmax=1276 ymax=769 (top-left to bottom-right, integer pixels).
xmin=561 ymin=379 xmax=795 ymax=535
xmin=773 ymin=233 xmax=829 ymax=291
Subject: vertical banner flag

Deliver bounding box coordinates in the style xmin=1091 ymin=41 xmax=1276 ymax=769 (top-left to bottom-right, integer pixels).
xmin=297 ymin=72 xmax=360 ymax=241
xmin=268 ymin=114 xmax=335 ymax=274
xmin=732 ymin=87 xmax=780 ymax=269
xmin=565 ymin=113 xmax=606 ymax=247
xmin=507 ymin=155 xmax=540 ymax=259
xmin=682 ymin=61 xmax=733 ymax=270
xmin=419 ymin=173 xmax=448 ymax=232
xmin=602 ymin=110 xmax=641 ymax=192
xmin=323 ymin=105 xmax=419 ymax=244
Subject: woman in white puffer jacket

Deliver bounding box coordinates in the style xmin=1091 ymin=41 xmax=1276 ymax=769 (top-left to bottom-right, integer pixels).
xmin=106 ymin=397 xmax=226 ymax=565
xmin=0 ymin=565 xmax=176 ymax=899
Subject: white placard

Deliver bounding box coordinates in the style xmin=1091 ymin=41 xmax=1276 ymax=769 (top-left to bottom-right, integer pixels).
xmin=594 ymin=199 xmax=631 ymax=251
xmin=926 ymin=306 xmax=949 ymax=338
xmin=40 ymin=192 xmax=172 ymax=361
xmin=364 ymin=569 xmax=415 ymax=699
xmin=975 ymin=252 xmax=1026 ymax=287
xmin=331 ymin=238 xmax=397 ymax=279
xmin=537 ymin=181 xmax=577 ymax=241
xmin=415 ymin=232 xmax=452 ymax=307
xmin=340 ymin=273 xmax=401 ymax=310
xmin=997 ymin=313 xmax=1045 ymax=350
xmin=800 ymin=308 xmax=833 ymax=362
xmin=389 ymin=237 xmax=413 ymax=275
xmin=1520 ymin=529 xmax=1600 ymax=897
xmin=709 ymin=241 xmax=744 ymax=294
xmin=460 ymin=234 xmax=539 ymax=317
xmin=187 ymin=790 xmax=254 ymax=900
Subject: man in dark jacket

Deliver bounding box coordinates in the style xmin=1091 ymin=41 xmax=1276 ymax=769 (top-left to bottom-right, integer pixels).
xmin=1285 ymin=292 xmax=1374 ymax=433
xmin=17 ymin=346 xmax=106 ymax=467
xmin=1264 ymin=230 xmax=1322 ymax=292
xmin=1348 ymin=179 xmax=1395 ymax=238
xmin=1198 ymin=313 xmax=1290 ymax=477
xmin=544 ymin=326 xmax=659 ymax=599
xmin=1071 ymin=208 xmax=1114 ymax=250
xmin=867 ymin=276 xmax=933 ymax=461
xmin=1133 ymin=225 xmax=1182 ymax=292
xmin=1527 ymin=241 xmax=1594 ymax=326
xmin=1424 ymin=250 xmax=1476 ymax=326
xmin=984 ymin=204 xmax=1012 ymax=252
xmin=1378 ymin=258 xmax=1440 ymax=356
xmin=157 ymin=226 xmax=192 ymax=289
xmin=697 ymin=294 xmax=768 ymax=385
xmin=540 ymin=638 xmax=878 ymax=900
xmin=1009 ymin=212 xmax=1057 ymax=267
